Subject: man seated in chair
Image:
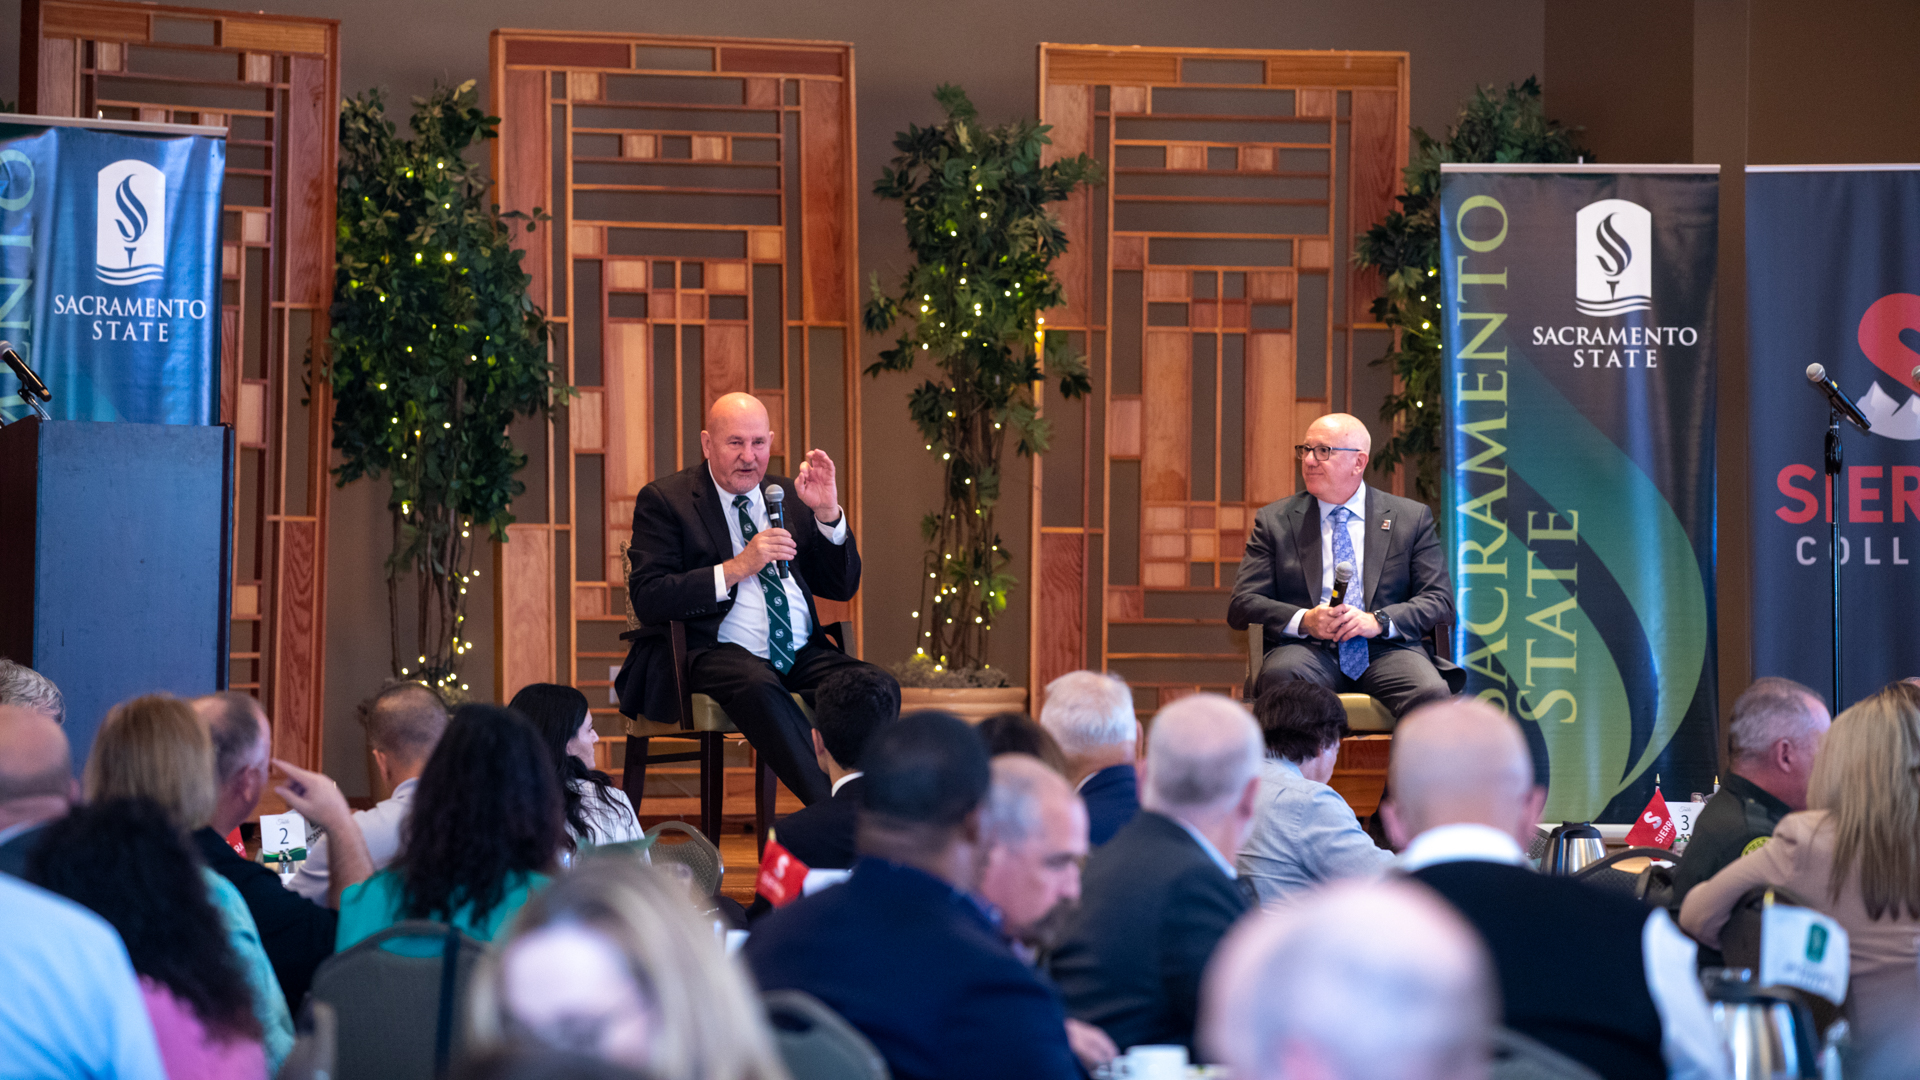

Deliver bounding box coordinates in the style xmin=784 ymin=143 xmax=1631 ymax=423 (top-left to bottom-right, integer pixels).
xmin=1227 ymin=412 xmax=1462 ymax=719
xmin=616 ymin=392 xmax=878 ymax=805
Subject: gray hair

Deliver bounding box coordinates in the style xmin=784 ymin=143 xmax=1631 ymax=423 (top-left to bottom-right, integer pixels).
xmin=1728 ymin=677 xmax=1826 ymax=763
xmin=982 ymin=753 xmax=1074 ymax=847
xmin=1039 ymin=671 xmax=1136 ymax=756
xmin=1144 ymin=694 xmax=1262 ymax=814
xmin=198 ymin=692 xmax=268 ymax=783
xmin=0 ymin=659 xmax=65 ymax=725
xmin=1204 ymin=879 xmax=1494 ymax=1080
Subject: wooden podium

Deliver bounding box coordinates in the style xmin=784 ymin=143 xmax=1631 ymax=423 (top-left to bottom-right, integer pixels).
xmin=0 ymin=418 xmax=232 ymax=767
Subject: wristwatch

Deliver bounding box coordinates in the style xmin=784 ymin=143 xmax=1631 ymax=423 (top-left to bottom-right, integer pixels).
xmin=1371 ymin=610 xmax=1394 ymax=638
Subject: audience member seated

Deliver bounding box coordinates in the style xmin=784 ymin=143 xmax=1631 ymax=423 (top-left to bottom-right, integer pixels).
xmin=0 ymin=657 xmax=65 ymax=724
xmin=1050 ymin=693 xmax=1261 ymax=1056
xmin=745 ymin=710 xmax=1082 ymax=1080
xmin=977 ymin=712 xmax=1070 ymax=775
xmin=1681 ymin=680 xmax=1920 ymax=1063
xmin=191 ymin=692 xmax=368 ymax=1011
xmin=1038 ymin=671 xmax=1140 ymax=845
xmin=0 ymin=703 xmax=77 ymax=876
xmin=1203 ymin=879 xmax=1494 ymax=1080
xmin=0 ymin=872 xmax=165 ymax=1078
xmin=1236 ymin=681 xmax=1390 ymax=903
xmin=338 ymin=704 xmax=563 ymax=949
xmin=767 ymin=664 xmax=901 ymax=870
xmin=468 ymin=858 xmax=787 ymax=1079
xmin=1670 ymin=676 xmax=1830 ymax=910
xmin=1386 ymin=697 xmax=1724 ymax=1080
xmin=511 ymin=683 xmax=645 ymax=849
xmin=30 ymin=799 xmax=268 ymax=1080
xmin=84 ymin=693 xmax=299 ymax=1071
xmin=290 ymin=681 xmax=448 ymax=901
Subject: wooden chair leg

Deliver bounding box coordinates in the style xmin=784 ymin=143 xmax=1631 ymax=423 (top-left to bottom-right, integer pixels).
xmin=754 ymin=751 xmax=777 ymax=858
xmin=698 ymin=732 xmax=725 ymax=844
xmin=622 ymin=736 xmax=649 ymax=807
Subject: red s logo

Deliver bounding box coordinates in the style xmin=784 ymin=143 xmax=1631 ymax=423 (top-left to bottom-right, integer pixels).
xmin=1857 ymin=293 xmax=1920 ymax=388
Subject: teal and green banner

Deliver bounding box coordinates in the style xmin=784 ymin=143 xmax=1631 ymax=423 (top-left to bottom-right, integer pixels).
xmin=1440 ymin=166 xmax=1719 ymax=822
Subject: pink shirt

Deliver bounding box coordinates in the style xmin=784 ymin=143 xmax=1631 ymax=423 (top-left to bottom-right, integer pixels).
xmin=139 ymin=978 xmax=266 ymax=1080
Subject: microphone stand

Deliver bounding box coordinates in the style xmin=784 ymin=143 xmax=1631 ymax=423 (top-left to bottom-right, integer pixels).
xmin=1826 ymin=408 xmax=1843 ymax=711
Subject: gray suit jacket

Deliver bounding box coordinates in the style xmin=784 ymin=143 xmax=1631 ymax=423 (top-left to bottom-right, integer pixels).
xmin=1235 ymin=757 xmax=1392 ymax=904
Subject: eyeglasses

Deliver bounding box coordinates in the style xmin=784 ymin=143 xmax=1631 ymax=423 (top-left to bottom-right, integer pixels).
xmin=1294 ymin=444 xmax=1362 ymax=462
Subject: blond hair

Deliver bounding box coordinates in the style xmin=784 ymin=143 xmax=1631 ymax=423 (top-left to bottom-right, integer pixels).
xmin=468 ymin=858 xmax=790 ymax=1080
xmin=1808 ymin=680 xmax=1920 ymax=920
xmin=83 ymin=693 xmax=217 ymax=832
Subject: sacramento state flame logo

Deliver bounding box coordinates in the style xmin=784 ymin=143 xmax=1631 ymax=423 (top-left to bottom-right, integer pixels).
xmin=1575 ymin=199 xmax=1653 ymax=317
xmin=95 ymin=160 xmax=166 ymax=286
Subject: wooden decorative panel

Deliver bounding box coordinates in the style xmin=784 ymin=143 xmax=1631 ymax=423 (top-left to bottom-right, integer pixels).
xmin=23 ymin=0 xmax=340 ymax=770
xmin=490 ymin=31 xmax=861 ymax=755
xmin=1031 ymin=44 xmax=1408 ymax=715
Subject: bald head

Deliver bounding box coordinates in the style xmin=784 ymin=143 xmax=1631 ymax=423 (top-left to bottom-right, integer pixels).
xmin=1144 ymin=694 xmax=1263 ymax=819
xmin=701 ymin=392 xmax=774 ymax=495
xmin=0 ymin=704 xmax=75 ymax=830
xmin=1306 ymin=412 xmax=1373 ymax=454
xmin=1384 ymin=698 xmax=1542 ymax=847
xmin=1301 ymin=413 xmax=1372 ymax=504
xmin=1204 ymin=879 xmax=1494 ymax=1080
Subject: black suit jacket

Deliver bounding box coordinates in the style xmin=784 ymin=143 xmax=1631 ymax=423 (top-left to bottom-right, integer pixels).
xmin=744 ymin=858 xmax=1080 ymax=1080
xmin=772 ymin=775 xmax=864 ymax=870
xmin=192 ymin=827 xmax=338 ymax=1010
xmin=1079 ymin=763 xmax=1139 ymax=847
xmin=1227 ymin=486 xmax=1462 ymax=685
xmin=1048 ymin=810 xmax=1251 ymax=1055
xmin=615 ymin=462 xmax=862 ymax=723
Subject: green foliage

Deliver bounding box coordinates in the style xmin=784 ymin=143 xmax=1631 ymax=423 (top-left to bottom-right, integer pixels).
xmin=1353 ymin=77 xmax=1586 ymax=500
xmin=863 ymin=84 xmax=1100 ymax=673
xmin=328 ymin=80 xmax=560 ymax=689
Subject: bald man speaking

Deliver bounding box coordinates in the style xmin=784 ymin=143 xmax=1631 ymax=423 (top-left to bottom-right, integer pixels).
xmin=1228 ymin=412 xmax=1461 ymax=718
xmin=616 ymin=392 xmax=873 ymax=805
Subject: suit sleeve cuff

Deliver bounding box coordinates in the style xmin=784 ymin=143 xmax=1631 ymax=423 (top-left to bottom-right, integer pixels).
xmin=1283 ymin=610 xmax=1306 ymax=637
xmin=818 ymin=511 xmax=849 ymax=545
xmin=713 ymin=564 xmax=729 ymax=602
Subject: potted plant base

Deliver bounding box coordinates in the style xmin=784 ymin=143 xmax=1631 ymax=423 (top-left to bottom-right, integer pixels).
xmin=893 ymin=656 xmax=1029 ymax=722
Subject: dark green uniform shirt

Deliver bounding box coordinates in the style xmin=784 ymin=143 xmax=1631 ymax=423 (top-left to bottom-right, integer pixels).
xmin=1669 ymin=773 xmax=1792 ymax=911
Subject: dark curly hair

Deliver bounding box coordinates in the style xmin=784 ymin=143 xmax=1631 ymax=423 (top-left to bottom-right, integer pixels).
xmin=397 ymin=704 xmax=564 ymax=923
xmin=1253 ymin=681 xmax=1350 ymax=763
xmin=27 ymin=798 xmax=263 ymax=1045
xmin=508 ymin=683 xmax=632 ymax=851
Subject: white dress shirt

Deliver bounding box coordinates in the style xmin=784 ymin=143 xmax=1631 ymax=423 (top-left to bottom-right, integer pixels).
xmin=288 ymin=776 xmax=417 ymax=902
xmin=830 ymin=770 xmax=864 ymax=797
xmin=1399 ymin=823 xmax=1729 ymax=1080
xmin=1283 ymin=482 xmax=1393 ymax=638
xmin=707 ymin=466 xmax=848 ymax=660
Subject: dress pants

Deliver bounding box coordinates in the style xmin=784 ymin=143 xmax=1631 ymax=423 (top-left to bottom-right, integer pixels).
xmin=686 ymin=638 xmax=877 ymax=805
xmin=1257 ymin=638 xmax=1451 ymax=720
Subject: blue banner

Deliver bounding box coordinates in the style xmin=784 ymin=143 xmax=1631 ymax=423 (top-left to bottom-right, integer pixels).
xmin=1441 ymin=166 xmax=1720 ymax=823
xmin=0 ymin=120 xmax=224 ymax=424
xmin=1747 ymin=168 xmax=1920 ymax=706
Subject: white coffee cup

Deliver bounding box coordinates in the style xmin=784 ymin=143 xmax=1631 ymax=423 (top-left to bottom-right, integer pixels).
xmin=1124 ymin=1044 xmax=1188 ymax=1080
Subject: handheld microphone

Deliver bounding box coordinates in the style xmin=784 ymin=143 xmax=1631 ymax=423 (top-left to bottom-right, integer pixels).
xmin=1329 ymin=560 xmax=1354 ymax=607
xmin=1 ymin=342 xmax=51 ymax=421
xmin=764 ymin=485 xmax=790 ymax=579
xmin=1911 ymin=364 xmax=1920 ymax=392
xmin=1806 ymin=363 xmax=1872 ymax=432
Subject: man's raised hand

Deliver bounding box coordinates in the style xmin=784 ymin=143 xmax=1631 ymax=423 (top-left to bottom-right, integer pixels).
xmin=794 ymin=448 xmax=841 ymax=522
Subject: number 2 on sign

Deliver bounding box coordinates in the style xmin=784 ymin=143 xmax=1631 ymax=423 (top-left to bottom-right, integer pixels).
xmin=259 ymin=810 xmax=306 ymax=855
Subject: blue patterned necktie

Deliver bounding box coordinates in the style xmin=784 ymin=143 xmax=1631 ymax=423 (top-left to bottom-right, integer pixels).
xmin=1330 ymin=506 xmax=1370 ymax=681
xmin=734 ymin=494 xmax=795 ymax=674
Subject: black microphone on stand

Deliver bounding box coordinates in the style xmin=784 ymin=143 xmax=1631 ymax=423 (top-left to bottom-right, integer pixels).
xmin=1 ymin=341 xmax=51 ymax=422
xmin=1910 ymin=364 xmax=1920 ymax=392
xmin=1329 ymin=560 xmax=1354 ymax=607
xmin=764 ymin=484 xmax=790 ymax=579
xmin=1806 ymin=363 xmax=1872 ymax=432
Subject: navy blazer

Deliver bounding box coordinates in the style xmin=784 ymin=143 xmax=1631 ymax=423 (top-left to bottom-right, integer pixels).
xmin=744 ymin=858 xmax=1080 ymax=1080
xmin=1049 ymin=811 xmax=1250 ymax=1055
xmin=772 ymin=775 xmax=865 ymax=870
xmin=1079 ymin=763 xmax=1139 ymax=847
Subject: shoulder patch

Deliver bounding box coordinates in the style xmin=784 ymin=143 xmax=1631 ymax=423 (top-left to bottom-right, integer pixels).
xmin=1741 ymin=836 xmax=1771 ymax=857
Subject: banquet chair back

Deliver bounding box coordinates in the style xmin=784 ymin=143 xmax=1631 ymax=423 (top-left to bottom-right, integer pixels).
xmin=763 ymin=989 xmax=891 ymax=1080
xmin=308 ymin=921 xmax=487 ymax=1080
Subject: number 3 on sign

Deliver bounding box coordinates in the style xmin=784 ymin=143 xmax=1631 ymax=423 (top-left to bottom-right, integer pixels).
xmin=259 ymin=810 xmax=307 ymax=855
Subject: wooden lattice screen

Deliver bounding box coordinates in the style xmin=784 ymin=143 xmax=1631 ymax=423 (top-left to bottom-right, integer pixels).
xmin=489 ymin=31 xmax=860 ymax=771
xmin=1030 ymin=45 xmax=1409 ymax=715
xmin=22 ymin=0 xmax=339 ymax=770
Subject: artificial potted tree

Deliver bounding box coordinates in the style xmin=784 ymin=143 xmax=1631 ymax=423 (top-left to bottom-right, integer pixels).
xmin=863 ymin=86 xmax=1099 ymax=718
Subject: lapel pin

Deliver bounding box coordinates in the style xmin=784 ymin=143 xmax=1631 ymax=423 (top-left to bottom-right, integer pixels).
xmin=1381 ymin=519 xmax=1392 ymax=530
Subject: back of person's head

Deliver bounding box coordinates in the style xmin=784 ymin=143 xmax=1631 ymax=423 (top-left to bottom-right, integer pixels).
xmin=400 ymin=704 xmax=564 ymax=923
xmin=361 ymin=681 xmax=451 ymax=768
xmin=0 ymin=703 xmax=73 ymax=817
xmin=975 ymin=712 xmax=1069 ymax=776
xmin=0 ymin=659 xmax=64 ymax=724
xmin=1809 ymin=680 xmax=1920 ymax=920
xmin=1204 ymin=879 xmax=1494 ymax=1080
xmin=1253 ymin=681 xmax=1349 ymax=763
xmin=83 ymin=693 xmax=217 ymax=832
xmin=812 ymin=665 xmax=901 ymax=770
xmin=1386 ymin=698 xmax=1538 ymax=846
xmin=1039 ymin=671 xmax=1136 ymax=758
xmin=1143 ymin=694 xmax=1263 ymax=819
xmin=27 ymin=797 xmax=262 ymax=1046
xmin=468 ymin=859 xmax=784 ymax=1080
xmin=860 ymin=709 xmax=991 ymax=835
xmin=197 ymin=692 xmax=267 ymax=786
xmin=1728 ymin=676 xmax=1827 ymax=764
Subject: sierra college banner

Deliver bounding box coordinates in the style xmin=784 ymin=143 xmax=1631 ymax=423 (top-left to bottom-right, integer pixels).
xmin=0 ymin=118 xmax=224 ymax=424
xmin=1440 ymin=166 xmax=1720 ymax=823
xmin=1747 ymin=167 xmax=1920 ymax=707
